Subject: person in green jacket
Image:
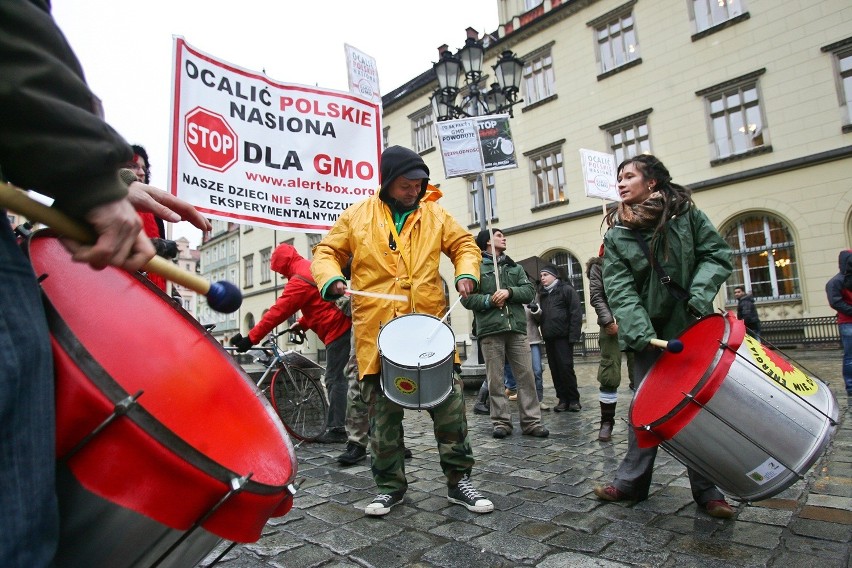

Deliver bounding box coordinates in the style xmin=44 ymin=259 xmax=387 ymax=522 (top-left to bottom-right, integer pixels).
xmin=593 ymin=154 xmax=736 ymax=519
xmin=461 ymin=229 xmax=548 ymax=439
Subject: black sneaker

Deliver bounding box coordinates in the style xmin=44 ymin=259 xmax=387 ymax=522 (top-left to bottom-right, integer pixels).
xmin=365 ymin=491 xmax=404 ymax=516
xmin=403 ymin=447 xmax=413 ymax=459
xmin=447 ymin=474 xmax=493 ymax=513
xmin=337 ymin=442 xmax=366 ymax=465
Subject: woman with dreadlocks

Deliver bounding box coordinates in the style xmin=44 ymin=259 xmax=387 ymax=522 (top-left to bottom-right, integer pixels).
xmin=592 ymin=154 xmax=737 ymax=519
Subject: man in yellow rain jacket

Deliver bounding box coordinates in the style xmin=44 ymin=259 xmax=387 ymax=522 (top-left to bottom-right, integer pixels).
xmin=311 ymin=145 xmax=492 ymax=517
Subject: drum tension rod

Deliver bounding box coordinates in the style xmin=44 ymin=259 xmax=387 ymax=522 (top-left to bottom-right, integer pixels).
xmin=150 ymin=472 xmax=254 ymax=568
xmin=60 ymin=390 xmax=145 ymax=463
xmin=680 ymin=391 xmax=802 ymax=481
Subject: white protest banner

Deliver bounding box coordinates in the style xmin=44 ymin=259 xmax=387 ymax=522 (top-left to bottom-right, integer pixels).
xmin=477 ymin=115 xmax=517 ymax=172
xmin=345 ymin=44 xmax=381 ymax=103
xmin=435 ymin=119 xmax=483 ymax=178
xmin=169 ymin=37 xmax=382 ymax=233
xmin=579 ymin=149 xmax=619 ymax=201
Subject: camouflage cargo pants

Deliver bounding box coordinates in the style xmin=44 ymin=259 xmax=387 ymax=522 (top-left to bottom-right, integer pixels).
xmin=361 ymin=374 xmax=474 ymax=494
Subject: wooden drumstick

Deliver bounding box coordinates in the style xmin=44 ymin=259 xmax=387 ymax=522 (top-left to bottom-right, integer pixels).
xmin=649 ymin=338 xmax=684 ymax=353
xmin=0 ymin=182 xmax=242 ymax=313
xmin=346 ymin=288 xmax=408 ymax=302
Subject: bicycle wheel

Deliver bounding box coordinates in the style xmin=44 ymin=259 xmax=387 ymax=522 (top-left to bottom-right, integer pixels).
xmin=269 ymin=365 xmax=328 ymax=441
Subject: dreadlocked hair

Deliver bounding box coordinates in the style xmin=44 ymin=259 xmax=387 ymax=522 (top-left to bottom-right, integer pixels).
xmin=605 ymin=154 xmax=694 ymax=241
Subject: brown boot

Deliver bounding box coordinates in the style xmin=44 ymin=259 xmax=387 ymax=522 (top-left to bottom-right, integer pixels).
xmin=598 ymin=402 xmax=616 ymax=442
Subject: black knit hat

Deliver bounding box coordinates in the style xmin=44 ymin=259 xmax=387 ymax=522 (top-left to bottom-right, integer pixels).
xmin=540 ymin=264 xmax=559 ymax=278
xmin=475 ymin=228 xmax=501 ymax=251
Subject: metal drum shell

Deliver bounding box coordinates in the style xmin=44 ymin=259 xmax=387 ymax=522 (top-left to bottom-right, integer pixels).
xmin=378 ymin=313 xmax=456 ymax=410
xmin=630 ymin=312 xmax=839 ymax=502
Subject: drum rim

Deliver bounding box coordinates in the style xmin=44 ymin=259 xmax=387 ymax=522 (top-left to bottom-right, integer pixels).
xmin=631 ymin=313 xmax=745 ymax=446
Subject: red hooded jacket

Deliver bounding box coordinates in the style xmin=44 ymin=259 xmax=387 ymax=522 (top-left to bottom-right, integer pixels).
xmin=248 ymin=243 xmax=351 ymax=345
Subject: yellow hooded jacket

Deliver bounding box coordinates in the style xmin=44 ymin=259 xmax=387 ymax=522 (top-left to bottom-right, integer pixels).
xmin=311 ymin=191 xmax=480 ymax=379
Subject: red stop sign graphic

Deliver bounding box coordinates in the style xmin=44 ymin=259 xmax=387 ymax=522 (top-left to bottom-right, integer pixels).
xmin=184 ymin=107 xmax=238 ymax=172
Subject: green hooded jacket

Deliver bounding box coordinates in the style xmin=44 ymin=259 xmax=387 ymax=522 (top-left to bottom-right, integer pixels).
xmin=602 ymin=206 xmax=732 ymax=351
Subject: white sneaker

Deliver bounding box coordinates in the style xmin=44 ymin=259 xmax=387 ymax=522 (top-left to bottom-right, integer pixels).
xmin=365 ymin=491 xmax=403 ymax=516
xmin=539 ymin=401 xmax=551 ymax=411
xmin=447 ymin=475 xmax=493 ymax=513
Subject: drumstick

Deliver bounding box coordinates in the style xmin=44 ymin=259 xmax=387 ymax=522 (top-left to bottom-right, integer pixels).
xmin=0 ymin=182 xmax=242 ymax=313
xmin=425 ymin=295 xmax=463 ymax=341
xmin=346 ymin=289 xmax=408 ymax=302
xmin=649 ymin=338 xmax=684 ymax=353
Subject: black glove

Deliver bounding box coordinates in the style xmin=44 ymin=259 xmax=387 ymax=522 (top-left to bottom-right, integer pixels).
xmin=230 ymin=333 xmax=254 ymax=353
xmin=527 ymin=302 xmax=539 ymax=313
xmin=151 ymin=238 xmax=179 ymax=259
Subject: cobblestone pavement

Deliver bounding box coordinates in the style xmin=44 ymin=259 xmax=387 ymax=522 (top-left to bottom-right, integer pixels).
xmin=203 ymin=349 xmax=851 ymax=568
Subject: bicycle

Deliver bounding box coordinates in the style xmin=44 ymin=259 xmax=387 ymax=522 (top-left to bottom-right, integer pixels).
xmin=227 ymin=329 xmax=329 ymax=442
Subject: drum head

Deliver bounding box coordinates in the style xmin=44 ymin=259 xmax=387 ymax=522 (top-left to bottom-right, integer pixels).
xmin=630 ymin=313 xmax=745 ymax=447
xmin=378 ymin=313 xmax=455 ymax=368
xmin=27 ymin=232 xmax=296 ymax=543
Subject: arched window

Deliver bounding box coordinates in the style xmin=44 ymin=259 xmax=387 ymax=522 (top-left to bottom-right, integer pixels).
xmin=542 ymin=250 xmax=586 ymax=307
xmin=721 ymin=215 xmax=801 ymax=302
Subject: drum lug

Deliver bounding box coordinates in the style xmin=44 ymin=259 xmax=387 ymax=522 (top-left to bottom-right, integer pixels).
xmin=150 ymin=472 xmax=254 ymax=568
xmin=60 ymin=390 xmax=145 ymax=462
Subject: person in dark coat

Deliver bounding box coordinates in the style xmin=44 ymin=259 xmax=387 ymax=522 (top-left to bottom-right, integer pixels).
xmin=531 ymin=264 xmax=583 ymax=412
xmin=733 ymin=285 xmax=761 ymax=339
xmin=825 ymin=250 xmax=852 ymax=396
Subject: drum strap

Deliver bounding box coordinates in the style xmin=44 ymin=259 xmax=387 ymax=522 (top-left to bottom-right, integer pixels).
xmin=630 ymin=229 xmax=690 ymax=302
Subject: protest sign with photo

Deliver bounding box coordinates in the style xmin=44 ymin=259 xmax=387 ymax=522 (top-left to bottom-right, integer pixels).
xmin=435 ymin=114 xmax=517 ymax=179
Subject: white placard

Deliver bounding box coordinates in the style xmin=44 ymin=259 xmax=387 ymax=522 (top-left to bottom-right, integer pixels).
xmin=436 ymin=119 xmax=483 ymax=178
xmin=169 ymin=37 xmax=382 ymax=233
xmin=345 ymin=44 xmax=381 ymax=103
xmin=579 ymin=149 xmax=619 ymax=201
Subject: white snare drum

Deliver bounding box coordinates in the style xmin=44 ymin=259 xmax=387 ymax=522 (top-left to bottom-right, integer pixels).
xmin=377 ymin=313 xmax=456 ymax=409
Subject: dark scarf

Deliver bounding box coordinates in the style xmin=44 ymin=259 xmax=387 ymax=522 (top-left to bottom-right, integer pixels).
xmin=616 ymin=191 xmax=665 ymax=229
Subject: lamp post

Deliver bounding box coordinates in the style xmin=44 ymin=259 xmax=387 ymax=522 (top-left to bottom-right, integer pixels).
xmin=430 ymin=28 xmax=524 ymax=232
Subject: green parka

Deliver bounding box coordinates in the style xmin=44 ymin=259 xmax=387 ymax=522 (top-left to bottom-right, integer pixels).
xmin=602 ymin=206 xmax=732 ymax=351
xmin=461 ymin=254 xmax=534 ymax=337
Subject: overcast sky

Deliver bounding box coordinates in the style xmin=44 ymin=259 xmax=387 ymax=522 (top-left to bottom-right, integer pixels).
xmin=52 ymin=1 xmax=499 ymax=246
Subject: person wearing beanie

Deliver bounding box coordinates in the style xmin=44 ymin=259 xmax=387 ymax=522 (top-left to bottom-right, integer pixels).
xmin=585 ymin=245 xmax=634 ymax=442
xmin=461 ymin=229 xmax=548 ymax=439
xmin=532 ymin=264 xmax=583 ymax=412
xmin=311 ymin=145 xmax=493 ymax=517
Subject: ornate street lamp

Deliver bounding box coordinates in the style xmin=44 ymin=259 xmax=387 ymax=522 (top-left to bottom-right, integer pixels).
xmin=430 ymin=28 xmax=525 ymax=229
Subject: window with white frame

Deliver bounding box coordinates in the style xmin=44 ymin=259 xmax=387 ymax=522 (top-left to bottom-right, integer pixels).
xmin=697 ymin=70 xmax=768 ymax=161
xmin=601 ymin=109 xmax=652 ymax=165
xmin=410 ymin=108 xmax=434 ymax=153
xmin=527 ymin=143 xmax=566 ymax=207
xmin=260 ymin=247 xmax=271 ymax=284
xmin=468 ymin=173 xmax=497 ymax=226
xmin=525 ymin=0 xmax=543 ymax=9
xmin=589 ymin=1 xmax=640 ymax=74
xmin=383 ymin=126 xmax=390 ymax=150
xmin=522 ymin=45 xmax=556 ymax=106
xmin=722 ymin=214 xmax=800 ymax=302
xmin=306 ymin=234 xmax=322 ymax=258
xmin=822 ymin=38 xmax=852 ymax=131
xmin=243 ymin=254 xmax=254 ymax=288
xmin=691 ymin=0 xmax=745 ymax=33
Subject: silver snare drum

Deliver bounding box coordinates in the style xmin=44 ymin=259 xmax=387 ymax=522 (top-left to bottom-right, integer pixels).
xmin=377 ymin=313 xmax=456 ymax=409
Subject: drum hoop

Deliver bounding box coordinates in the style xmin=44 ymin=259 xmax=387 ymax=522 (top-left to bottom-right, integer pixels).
xmin=44 ymin=297 xmax=284 ymax=496
xmin=632 ymin=314 xmax=740 ymax=437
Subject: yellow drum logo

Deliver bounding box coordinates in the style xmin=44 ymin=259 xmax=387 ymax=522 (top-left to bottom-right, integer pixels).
xmin=395 ymin=377 xmax=417 ymax=395
xmin=744 ymin=335 xmax=818 ymax=395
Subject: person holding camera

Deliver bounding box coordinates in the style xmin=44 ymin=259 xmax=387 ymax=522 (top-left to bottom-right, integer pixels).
xmin=462 ymin=229 xmax=548 ymax=439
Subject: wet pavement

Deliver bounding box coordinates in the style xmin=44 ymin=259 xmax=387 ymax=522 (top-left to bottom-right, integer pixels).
xmin=203 ymin=348 xmax=851 ymax=567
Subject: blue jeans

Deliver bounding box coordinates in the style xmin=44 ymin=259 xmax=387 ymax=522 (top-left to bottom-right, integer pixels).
xmin=0 ymin=217 xmax=58 ymax=567
xmin=504 ymin=344 xmax=544 ymax=401
xmin=841 ymin=323 xmax=852 ymax=394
